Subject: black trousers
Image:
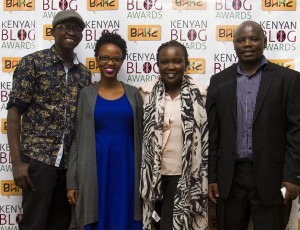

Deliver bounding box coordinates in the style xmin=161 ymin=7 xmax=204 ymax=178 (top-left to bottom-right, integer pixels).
xmin=154 ymin=175 xmax=180 ymax=230
xmin=217 ymin=161 xmax=292 ymax=230
xmin=19 ymin=159 xmax=71 ymax=230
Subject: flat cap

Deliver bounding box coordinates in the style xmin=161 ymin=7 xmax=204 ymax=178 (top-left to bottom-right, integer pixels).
xmin=52 ymin=10 xmax=85 ymax=29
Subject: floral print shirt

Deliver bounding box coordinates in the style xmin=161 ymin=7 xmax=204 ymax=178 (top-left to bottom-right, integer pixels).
xmin=8 ymin=46 xmax=91 ymax=168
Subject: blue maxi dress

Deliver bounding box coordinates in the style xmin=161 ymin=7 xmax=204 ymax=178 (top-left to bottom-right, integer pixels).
xmin=85 ymin=93 xmax=142 ymax=230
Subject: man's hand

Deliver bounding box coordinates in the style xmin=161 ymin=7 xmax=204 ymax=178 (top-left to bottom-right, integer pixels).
xmin=12 ymin=161 xmax=34 ymax=191
xmin=67 ymin=189 xmax=79 ymax=205
xmin=208 ymin=183 xmax=219 ymax=204
xmin=282 ymin=181 xmax=300 ymax=204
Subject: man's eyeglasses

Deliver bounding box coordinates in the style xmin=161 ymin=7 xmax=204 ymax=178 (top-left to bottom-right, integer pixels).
xmin=55 ymin=24 xmax=84 ymax=34
xmin=97 ymin=55 xmax=123 ymax=64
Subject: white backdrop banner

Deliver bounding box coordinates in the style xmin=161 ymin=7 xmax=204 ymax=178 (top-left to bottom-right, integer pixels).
xmin=0 ymin=0 xmax=299 ymax=229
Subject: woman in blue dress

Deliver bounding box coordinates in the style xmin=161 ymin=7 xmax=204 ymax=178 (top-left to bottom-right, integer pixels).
xmin=66 ymin=32 xmax=143 ymax=230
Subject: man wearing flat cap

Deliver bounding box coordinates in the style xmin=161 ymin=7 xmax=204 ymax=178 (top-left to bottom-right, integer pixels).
xmin=7 ymin=10 xmax=91 ymax=230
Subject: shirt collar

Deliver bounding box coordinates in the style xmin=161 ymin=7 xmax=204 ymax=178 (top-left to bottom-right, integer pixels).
xmin=50 ymin=45 xmax=79 ymax=65
xmin=237 ymin=56 xmax=268 ymax=77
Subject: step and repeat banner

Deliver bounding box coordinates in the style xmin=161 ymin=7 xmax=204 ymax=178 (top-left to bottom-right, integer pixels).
xmin=0 ymin=0 xmax=300 ymax=229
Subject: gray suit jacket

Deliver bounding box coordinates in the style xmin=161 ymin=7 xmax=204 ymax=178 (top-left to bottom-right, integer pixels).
xmin=67 ymin=82 xmax=143 ymax=229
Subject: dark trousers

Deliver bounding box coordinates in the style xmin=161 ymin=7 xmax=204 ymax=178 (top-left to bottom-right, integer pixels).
xmin=19 ymin=159 xmax=71 ymax=230
xmin=154 ymin=175 xmax=180 ymax=230
xmin=217 ymin=161 xmax=292 ymax=230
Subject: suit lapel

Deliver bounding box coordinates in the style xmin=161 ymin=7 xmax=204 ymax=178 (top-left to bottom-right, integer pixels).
xmin=253 ymin=64 xmax=275 ymax=123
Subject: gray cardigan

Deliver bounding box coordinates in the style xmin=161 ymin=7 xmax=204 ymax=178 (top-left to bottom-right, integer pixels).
xmin=66 ymin=82 xmax=143 ymax=229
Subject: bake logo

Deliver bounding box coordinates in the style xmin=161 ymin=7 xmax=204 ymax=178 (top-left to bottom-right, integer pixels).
xmin=42 ymin=0 xmax=79 ymax=11
xmin=87 ymin=0 xmax=118 ymax=10
xmin=186 ymin=58 xmax=206 ymax=74
xmin=128 ymin=25 xmax=161 ymax=41
xmin=262 ymin=0 xmax=296 ymax=11
xmin=172 ymin=0 xmax=207 ymax=10
xmin=86 ymin=58 xmax=99 ymax=74
xmin=1 ymin=20 xmax=36 ymax=49
xmin=4 ymin=0 xmax=35 ymax=11
xmin=85 ymin=20 xmax=120 ymax=49
xmin=215 ymin=0 xmax=252 ymax=20
xmin=171 ymin=20 xmax=207 ymax=50
xmin=0 ymin=180 xmax=22 ymax=196
xmin=43 ymin=24 xmax=54 ymax=40
xmin=127 ymin=0 xmax=163 ymax=19
xmin=2 ymin=57 xmax=21 ymax=73
xmin=126 ymin=52 xmax=158 ymax=83
xmin=1 ymin=119 xmax=7 ymax=134
xmin=261 ymin=21 xmax=297 ymax=51
xmin=216 ymin=25 xmax=237 ymax=42
xmin=268 ymin=59 xmax=294 ymax=69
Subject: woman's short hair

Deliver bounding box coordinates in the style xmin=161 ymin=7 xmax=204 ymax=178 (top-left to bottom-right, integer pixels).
xmin=94 ymin=31 xmax=127 ymax=61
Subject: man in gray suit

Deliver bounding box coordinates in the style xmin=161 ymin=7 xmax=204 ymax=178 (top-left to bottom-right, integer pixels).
xmin=206 ymin=20 xmax=300 ymax=230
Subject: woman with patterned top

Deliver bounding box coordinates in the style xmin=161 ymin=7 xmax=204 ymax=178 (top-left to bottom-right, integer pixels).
xmin=139 ymin=40 xmax=208 ymax=230
xmin=66 ymin=32 xmax=143 ymax=230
